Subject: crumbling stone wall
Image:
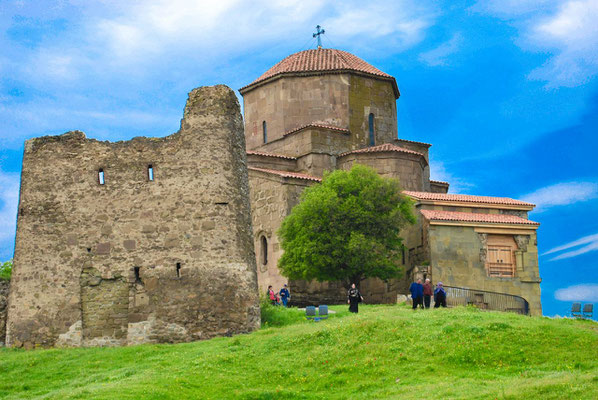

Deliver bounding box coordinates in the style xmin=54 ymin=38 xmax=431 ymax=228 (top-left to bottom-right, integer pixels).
xmin=7 ymin=85 xmax=260 ymax=348
xmin=0 ymin=280 xmax=9 ymax=346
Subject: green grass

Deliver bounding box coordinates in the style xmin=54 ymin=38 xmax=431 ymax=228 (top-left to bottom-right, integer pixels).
xmin=1 ymin=304 xmax=597 ymax=399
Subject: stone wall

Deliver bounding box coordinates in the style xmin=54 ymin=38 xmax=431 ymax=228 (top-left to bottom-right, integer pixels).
xmin=0 ymin=280 xmax=9 ymax=346
xmin=243 ymin=74 xmax=398 ymax=153
xmin=7 ymin=85 xmax=260 ymax=348
xmin=243 ymin=75 xmax=351 ymax=150
xmin=348 ymin=75 xmax=398 ymax=147
xmin=248 ymin=171 xmax=313 ymax=293
xmin=427 ymin=224 xmax=542 ymax=315
xmin=337 ymin=152 xmax=427 ymax=191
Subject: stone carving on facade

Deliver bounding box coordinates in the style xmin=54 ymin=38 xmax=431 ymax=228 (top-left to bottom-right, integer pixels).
xmin=514 ymin=235 xmax=530 ymax=252
xmin=478 ymin=233 xmax=488 ymax=263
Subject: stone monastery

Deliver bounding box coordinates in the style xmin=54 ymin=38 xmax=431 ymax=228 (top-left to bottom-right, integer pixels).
xmin=241 ymin=48 xmax=541 ymax=315
xmin=4 ymin=47 xmax=541 ymax=348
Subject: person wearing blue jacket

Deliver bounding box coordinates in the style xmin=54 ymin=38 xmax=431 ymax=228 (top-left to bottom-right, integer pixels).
xmin=279 ymin=284 xmax=290 ymax=307
xmin=409 ymin=278 xmax=424 ymax=309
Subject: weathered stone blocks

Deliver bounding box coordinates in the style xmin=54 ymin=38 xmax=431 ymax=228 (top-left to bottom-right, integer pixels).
xmin=7 ymin=85 xmax=260 ymax=348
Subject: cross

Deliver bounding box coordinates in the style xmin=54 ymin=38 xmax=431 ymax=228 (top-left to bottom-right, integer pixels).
xmin=313 ymin=25 xmax=325 ymax=49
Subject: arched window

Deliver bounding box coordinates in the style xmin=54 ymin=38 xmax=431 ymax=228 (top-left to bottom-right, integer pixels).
xmin=98 ymin=168 xmax=105 ymax=185
xmin=262 ymin=121 xmax=267 ymax=144
xmin=260 ymin=235 xmax=268 ymax=265
xmin=368 ymin=113 xmax=375 ymax=146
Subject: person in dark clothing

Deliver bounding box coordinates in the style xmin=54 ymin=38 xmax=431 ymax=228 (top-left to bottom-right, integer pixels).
xmin=279 ymin=284 xmax=290 ymax=307
xmin=423 ymin=278 xmax=433 ymax=309
xmin=434 ymin=282 xmax=447 ymax=308
xmin=347 ymin=283 xmax=364 ymax=313
xmin=409 ymin=278 xmax=424 ymax=309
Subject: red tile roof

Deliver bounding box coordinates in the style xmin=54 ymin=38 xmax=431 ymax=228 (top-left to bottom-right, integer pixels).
xmin=248 ymin=167 xmax=321 ymax=182
xmin=339 ymin=143 xmax=425 ymax=158
xmin=247 ymin=150 xmax=297 ymax=160
xmin=395 ymin=138 xmax=433 ymax=147
xmin=404 ymin=191 xmax=535 ymax=207
xmin=420 ymin=209 xmax=539 ymax=226
xmin=284 ymin=123 xmax=350 ymax=137
xmin=430 ymin=180 xmax=449 ymax=185
xmin=240 ymin=49 xmax=399 ymax=97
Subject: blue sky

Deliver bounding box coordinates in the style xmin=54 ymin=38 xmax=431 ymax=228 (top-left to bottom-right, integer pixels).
xmin=0 ymin=0 xmax=596 ymax=317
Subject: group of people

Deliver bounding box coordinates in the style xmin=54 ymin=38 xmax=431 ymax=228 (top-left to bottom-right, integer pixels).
xmin=409 ymin=278 xmax=447 ymax=309
xmin=267 ymin=284 xmax=290 ymax=307
xmin=267 ymin=279 xmax=446 ymax=312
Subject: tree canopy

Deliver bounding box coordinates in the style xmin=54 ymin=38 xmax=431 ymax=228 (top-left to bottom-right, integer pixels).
xmin=277 ymin=164 xmax=415 ymax=288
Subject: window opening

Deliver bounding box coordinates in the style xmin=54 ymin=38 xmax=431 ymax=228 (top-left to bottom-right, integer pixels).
xmin=148 ymin=164 xmax=154 ymax=181
xmin=368 ymin=113 xmax=375 ymax=146
xmin=262 ymin=121 xmax=267 ymax=144
xmin=485 ymin=235 xmax=517 ymax=277
xmin=98 ymin=168 xmax=105 ymax=185
xmin=176 ymin=262 xmax=181 ymax=278
xmin=260 ymin=236 xmax=268 ymax=265
xmin=134 ymin=266 xmax=142 ymax=283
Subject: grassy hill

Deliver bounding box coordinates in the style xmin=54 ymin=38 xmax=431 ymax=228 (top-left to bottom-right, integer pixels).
xmin=1 ymin=304 xmax=596 ymax=399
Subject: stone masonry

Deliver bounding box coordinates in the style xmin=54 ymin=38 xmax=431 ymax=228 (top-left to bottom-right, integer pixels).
xmin=240 ymin=48 xmax=542 ymax=313
xmin=6 ymin=85 xmax=260 ymax=348
xmin=0 ymin=280 xmax=9 ymax=346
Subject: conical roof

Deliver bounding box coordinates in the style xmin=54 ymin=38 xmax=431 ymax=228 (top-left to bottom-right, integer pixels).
xmin=240 ymin=49 xmax=399 ymax=97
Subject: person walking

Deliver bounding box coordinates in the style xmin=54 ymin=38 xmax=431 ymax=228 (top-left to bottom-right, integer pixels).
xmin=409 ymin=278 xmax=424 ymax=309
xmin=279 ymin=284 xmax=290 ymax=307
xmin=423 ymin=278 xmax=433 ymax=309
xmin=434 ymin=282 xmax=447 ymax=308
xmin=268 ymin=285 xmax=278 ymax=306
xmin=347 ymin=283 xmax=364 ymax=313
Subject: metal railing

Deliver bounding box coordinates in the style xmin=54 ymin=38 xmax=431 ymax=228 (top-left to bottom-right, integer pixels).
xmin=443 ymin=286 xmax=529 ymax=315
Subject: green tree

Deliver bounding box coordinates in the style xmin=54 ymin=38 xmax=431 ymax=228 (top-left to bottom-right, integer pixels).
xmin=278 ymin=164 xmax=416 ymax=288
xmin=0 ymin=259 xmax=12 ymax=281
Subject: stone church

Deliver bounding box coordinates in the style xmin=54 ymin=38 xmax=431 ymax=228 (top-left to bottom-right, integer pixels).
xmin=4 ymin=47 xmax=542 ymax=349
xmin=241 ymin=48 xmax=542 ymax=315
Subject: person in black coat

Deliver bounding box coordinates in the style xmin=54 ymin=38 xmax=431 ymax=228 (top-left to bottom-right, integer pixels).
xmin=347 ymin=283 xmax=364 ymax=313
xmin=434 ymin=282 xmax=447 ymax=308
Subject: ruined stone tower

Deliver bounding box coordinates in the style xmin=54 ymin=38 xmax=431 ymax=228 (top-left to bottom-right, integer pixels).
xmin=6 ymin=85 xmax=260 ymax=348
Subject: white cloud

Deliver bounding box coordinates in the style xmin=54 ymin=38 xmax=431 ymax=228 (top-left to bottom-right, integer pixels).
xmin=323 ymin=2 xmax=434 ymax=50
xmin=555 ymin=283 xmax=598 ymax=302
xmin=520 ymin=181 xmax=598 ymax=212
xmin=475 ymin=0 xmax=598 ymax=87
xmin=0 ymin=170 xmax=20 ymax=259
xmin=542 ymin=232 xmax=598 ymax=261
xmin=419 ymin=33 xmax=463 ymax=66
xmin=429 ymin=160 xmax=474 ymax=193
xmin=528 ymin=0 xmax=598 ymax=87
xmin=59 ymin=0 xmax=434 ymax=69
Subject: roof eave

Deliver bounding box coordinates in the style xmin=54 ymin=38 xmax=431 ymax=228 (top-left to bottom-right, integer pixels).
xmin=240 ymin=70 xmax=400 ymax=98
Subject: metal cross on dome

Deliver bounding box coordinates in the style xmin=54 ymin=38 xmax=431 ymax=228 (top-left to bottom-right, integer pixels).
xmin=313 ymin=25 xmax=325 ymax=49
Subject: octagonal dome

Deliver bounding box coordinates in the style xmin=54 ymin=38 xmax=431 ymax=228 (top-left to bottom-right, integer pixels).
xmin=240 ymin=48 xmax=399 ymax=98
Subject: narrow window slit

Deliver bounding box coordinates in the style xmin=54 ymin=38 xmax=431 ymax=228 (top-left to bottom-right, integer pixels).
xmin=134 ymin=266 xmax=142 ymax=283
xmin=148 ymin=164 xmax=154 ymax=181
xmin=98 ymin=168 xmax=105 ymax=185
xmin=176 ymin=263 xmax=181 ymax=278
xmin=260 ymin=236 xmax=268 ymax=265
xmin=215 ymin=202 xmax=229 ymax=206
xmin=262 ymin=121 xmax=267 ymax=144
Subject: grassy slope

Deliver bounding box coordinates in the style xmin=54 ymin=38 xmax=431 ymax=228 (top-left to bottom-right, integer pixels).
xmin=0 ymin=305 xmax=597 ymax=400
